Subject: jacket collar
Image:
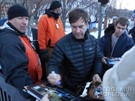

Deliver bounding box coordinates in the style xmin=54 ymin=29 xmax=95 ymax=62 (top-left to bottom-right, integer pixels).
xmin=104 ymin=25 xmax=115 ymax=37
xmin=71 ymin=29 xmax=89 ymax=42
xmin=45 ymin=9 xmax=59 ymax=20
xmin=7 ymin=22 xmax=25 ymax=36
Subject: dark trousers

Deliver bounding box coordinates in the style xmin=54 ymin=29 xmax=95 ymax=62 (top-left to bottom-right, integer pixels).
xmin=40 ymin=56 xmax=47 ymax=80
xmin=40 ymin=47 xmax=53 ymax=80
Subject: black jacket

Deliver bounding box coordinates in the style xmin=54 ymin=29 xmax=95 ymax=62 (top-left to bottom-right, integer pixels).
xmin=47 ymin=30 xmax=103 ymax=90
xmin=129 ymin=27 xmax=135 ymax=42
xmin=99 ymin=26 xmax=134 ymax=57
xmin=0 ymin=28 xmax=34 ymax=100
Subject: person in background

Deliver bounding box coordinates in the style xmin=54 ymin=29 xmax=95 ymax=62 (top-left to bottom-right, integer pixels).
xmin=103 ymin=45 xmax=135 ymax=101
xmin=0 ymin=5 xmax=42 ymax=100
xmin=47 ymin=8 xmax=103 ymax=95
xmin=99 ymin=17 xmax=134 ymax=77
xmin=128 ymin=14 xmax=135 ymax=42
xmin=38 ymin=0 xmax=65 ymax=80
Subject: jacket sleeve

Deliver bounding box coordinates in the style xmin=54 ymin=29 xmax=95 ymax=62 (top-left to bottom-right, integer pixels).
xmin=47 ymin=43 xmax=64 ymax=75
xmin=0 ymin=35 xmax=33 ymax=99
xmin=93 ymin=39 xmax=103 ymax=76
xmin=98 ymin=36 xmax=106 ymax=55
xmin=38 ymin=16 xmax=48 ymax=50
xmin=126 ymin=38 xmax=134 ymax=51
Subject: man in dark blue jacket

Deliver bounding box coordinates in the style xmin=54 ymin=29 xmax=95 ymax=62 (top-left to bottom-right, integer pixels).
xmin=99 ymin=17 xmax=134 ymax=77
xmin=47 ymin=8 xmax=103 ymax=95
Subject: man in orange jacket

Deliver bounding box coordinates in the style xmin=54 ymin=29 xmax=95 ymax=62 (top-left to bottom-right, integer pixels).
xmin=38 ymin=0 xmax=65 ymax=80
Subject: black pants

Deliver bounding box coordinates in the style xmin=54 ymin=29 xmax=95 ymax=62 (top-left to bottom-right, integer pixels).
xmin=40 ymin=56 xmax=47 ymax=80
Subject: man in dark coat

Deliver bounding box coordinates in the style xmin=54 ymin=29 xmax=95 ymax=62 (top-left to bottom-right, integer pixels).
xmin=47 ymin=8 xmax=103 ymax=95
xmin=99 ymin=17 xmax=134 ymax=77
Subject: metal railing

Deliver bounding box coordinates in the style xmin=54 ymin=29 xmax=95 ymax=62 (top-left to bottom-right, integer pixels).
xmin=0 ymin=73 xmax=30 ymax=101
xmin=0 ymin=87 xmax=11 ymax=101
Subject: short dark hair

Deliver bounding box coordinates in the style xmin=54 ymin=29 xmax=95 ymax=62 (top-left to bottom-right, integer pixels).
xmin=68 ymin=8 xmax=89 ymax=24
xmin=115 ymin=17 xmax=129 ymax=27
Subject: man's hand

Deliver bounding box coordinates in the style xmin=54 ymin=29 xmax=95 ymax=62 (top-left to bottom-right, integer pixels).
xmin=47 ymin=71 xmax=61 ymax=86
xmin=41 ymin=93 xmax=50 ymax=101
xmin=92 ymin=74 xmax=101 ymax=83
xmin=102 ymin=56 xmax=108 ymax=64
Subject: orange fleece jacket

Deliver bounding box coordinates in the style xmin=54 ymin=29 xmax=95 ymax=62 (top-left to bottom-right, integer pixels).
xmin=38 ymin=15 xmax=65 ymax=50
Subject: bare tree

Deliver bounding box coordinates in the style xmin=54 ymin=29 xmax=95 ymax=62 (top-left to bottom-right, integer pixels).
xmin=60 ymin=0 xmax=100 ymax=28
xmin=0 ymin=0 xmax=132 ymax=30
xmin=0 ymin=0 xmax=9 ymax=18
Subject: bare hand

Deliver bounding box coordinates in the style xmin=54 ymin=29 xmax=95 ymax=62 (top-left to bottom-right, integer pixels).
xmin=47 ymin=72 xmax=61 ymax=85
xmin=92 ymin=74 xmax=101 ymax=83
xmin=41 ymin=93 xmax=50 ymax=101
xmin=102 ymin=57 xmax=108 ymax=64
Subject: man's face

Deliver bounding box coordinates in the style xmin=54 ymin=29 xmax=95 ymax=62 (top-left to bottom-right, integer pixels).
xmin=114 ymin=23 xmax=127 ymax=37
xmin=9 ymin=17 xmax=29 ymax=33
xmin=70 ymin=18 xmax=88 ymax=39
xmin=54 ymin=7 xmax=62 ymax=15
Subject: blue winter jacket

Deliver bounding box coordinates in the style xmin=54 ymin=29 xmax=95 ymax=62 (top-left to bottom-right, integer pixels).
xmin=47 ymin=30 xmax=103 ymax=90
xmin=99 ymin=26 xmax=134 ymax=58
